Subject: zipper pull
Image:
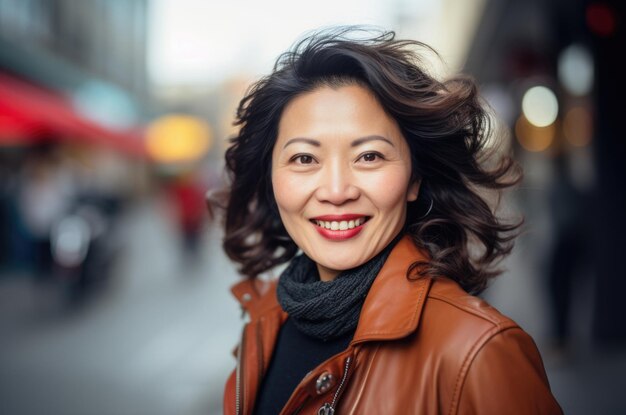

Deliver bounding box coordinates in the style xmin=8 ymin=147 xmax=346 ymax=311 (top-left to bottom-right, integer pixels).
xmin=316 ymin=356 xmax=352 ymax=415
xmin=317 ymin=403 xmax=335 ymax=415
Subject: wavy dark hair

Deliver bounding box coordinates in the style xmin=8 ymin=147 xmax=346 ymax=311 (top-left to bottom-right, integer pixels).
xmin=217 ymin=27 xmax=521 ymax=294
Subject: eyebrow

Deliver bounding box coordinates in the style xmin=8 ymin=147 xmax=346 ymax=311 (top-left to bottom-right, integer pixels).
xmin=283 ymin=135 xmax=394 ymax=149
xmin=351 ymin=135 xmax=394 ymax=147
xmin=283 ymin=137 xmax=320 ymax=149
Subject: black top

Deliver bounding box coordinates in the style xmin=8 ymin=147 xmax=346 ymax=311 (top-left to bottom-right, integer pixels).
xmin=252 ymin=317 xmax=353 ymax=415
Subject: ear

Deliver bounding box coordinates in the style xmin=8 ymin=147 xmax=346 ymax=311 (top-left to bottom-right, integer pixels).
xmin=406 ymin=179 xmax=421 ymax=202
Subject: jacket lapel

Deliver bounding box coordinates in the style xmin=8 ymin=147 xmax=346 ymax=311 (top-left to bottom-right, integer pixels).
xmin=352 ymin=236 xmax=433 ymax=345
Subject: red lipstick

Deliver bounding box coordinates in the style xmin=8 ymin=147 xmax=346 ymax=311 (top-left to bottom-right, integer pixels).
xmin=310 ymin=214 xmax=369 ymax=241
xmin=315 ymin=226 xmax=364 ymax=240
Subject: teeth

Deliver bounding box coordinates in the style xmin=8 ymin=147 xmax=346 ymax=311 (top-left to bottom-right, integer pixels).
xmin=314 ymin=218 xmax=366 ymax=230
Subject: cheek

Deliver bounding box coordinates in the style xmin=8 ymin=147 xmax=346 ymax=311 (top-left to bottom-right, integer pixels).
xmin=271 ymin=173 xmax=304 ymax=213
xmin=364 ymin=170 xmax=413 ymax=209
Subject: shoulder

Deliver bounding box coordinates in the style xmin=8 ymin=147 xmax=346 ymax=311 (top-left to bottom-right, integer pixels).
xmin=418 ymin=278 xmax=561 ymax=414
xmin=419 ymin=276 xmax=527 ymax=365
xmin=348 ymin=274 xmax=560 ymax=413
xmin=426 ymin=277 xmax=519 ymax=332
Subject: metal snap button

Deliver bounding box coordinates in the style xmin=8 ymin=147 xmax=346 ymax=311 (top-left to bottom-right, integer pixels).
xmin=315 ymin=372 xmax=336 ymax=395
xmin=241 ymin=292 xmax=252 ymax=302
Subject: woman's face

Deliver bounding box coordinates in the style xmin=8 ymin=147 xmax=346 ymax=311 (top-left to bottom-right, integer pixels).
xmin=271 ymin=84 xmax=419 ymax=281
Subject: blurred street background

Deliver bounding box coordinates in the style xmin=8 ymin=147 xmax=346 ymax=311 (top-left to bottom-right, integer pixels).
xmin=1 ymin=0 xmax=625 ymax=414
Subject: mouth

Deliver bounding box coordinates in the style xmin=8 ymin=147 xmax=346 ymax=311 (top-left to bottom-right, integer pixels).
xmin=308 ymin=215 xmax=371 ymax=241
xmin=310 ymin=216 xmax=370 ymax=231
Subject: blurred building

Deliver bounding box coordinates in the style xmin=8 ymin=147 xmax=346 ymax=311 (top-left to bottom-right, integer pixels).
xmin=0 ymin=0 xmax=150 ymax=144
xmin=0 ymin=0 xmax=148 ymax=98
xmin=0 ymin=0 xmax=152 ymax=273
xmin=465 ymin=0 xmax=626 ymax=345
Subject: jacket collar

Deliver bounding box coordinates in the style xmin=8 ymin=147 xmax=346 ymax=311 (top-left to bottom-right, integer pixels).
xmin=351 ymin=235 xmax=433 ymax=344
xmin=230 ymin=236 xmax=432 ymax=342
xmin=231 ymin=275 xmax=284 ymax=322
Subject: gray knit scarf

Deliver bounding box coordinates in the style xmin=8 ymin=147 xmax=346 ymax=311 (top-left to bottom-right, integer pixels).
xmin=276 ymin=236 xmax=400 ymax=341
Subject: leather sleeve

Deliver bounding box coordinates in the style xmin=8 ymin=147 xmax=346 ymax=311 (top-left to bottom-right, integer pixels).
xmin=455 ymin=327 xmax=563 ymax=415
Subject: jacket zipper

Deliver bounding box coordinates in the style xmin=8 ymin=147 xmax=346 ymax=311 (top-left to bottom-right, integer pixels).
xmin=256 ymin=319 xmax=265 ymax=399
xmin=235 ymin=324 xmax=247 ymax=415
xmin=317 ymin=356 xmax=352 ymax=415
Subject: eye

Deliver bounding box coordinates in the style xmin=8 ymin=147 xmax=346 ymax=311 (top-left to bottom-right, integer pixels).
xmin=291 ymin=154 xmax=315 ymax=165
xmin=358 ymin=152 xmax=384 ymax=163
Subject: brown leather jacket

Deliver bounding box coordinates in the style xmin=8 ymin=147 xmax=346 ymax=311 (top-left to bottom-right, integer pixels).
xmin=223 ymin=237 xmax=563 ymax=414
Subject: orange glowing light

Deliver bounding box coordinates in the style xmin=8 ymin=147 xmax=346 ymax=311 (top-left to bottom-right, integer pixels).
xmin=515 ymin=115 xmax=556 ymax=152
xmin=563 ymin=107 xmax=593 ymax=147
xmin=146 ymin=115 xmax=213 ymax=163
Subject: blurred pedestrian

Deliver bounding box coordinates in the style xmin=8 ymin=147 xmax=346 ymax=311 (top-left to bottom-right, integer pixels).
xmin=17 ymin=145 xmax=73 ymax=278
xmin=547 ymin=151 xmax=593 ymax=350
xmin=168 ymin=172 xmax=207 ymax=261
xmin=215 ymin=27 xmax=562 ymax=414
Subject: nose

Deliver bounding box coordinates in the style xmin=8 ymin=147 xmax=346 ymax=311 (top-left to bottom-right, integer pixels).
xmin=315 ymin=160 xmax=360 ymax=205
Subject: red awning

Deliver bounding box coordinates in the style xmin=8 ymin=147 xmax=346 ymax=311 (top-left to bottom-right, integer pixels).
xmin=0 ymin=72 xmax=145 ymax=156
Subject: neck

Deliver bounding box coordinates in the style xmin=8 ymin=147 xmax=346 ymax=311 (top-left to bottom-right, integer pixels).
xmin=317 ymin=264 xmax=340 ymax=282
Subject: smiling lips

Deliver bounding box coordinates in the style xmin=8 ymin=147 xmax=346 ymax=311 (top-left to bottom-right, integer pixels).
xmin=310 ymin=214 xmax=370 ymax=240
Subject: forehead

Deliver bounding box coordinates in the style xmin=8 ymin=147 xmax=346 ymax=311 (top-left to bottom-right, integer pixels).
xmin=276 ymin=84 xmax=402 ymax=144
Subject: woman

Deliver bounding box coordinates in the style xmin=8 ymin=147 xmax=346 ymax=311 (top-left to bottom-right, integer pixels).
xmin=218 ymin=28 xmax=562 ymax=415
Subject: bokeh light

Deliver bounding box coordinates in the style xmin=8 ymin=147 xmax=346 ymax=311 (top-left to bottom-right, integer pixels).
xmin=586 ymin=2 xmax=617 ymax=37
xmin=515 ymin=114 xmax=556 ymax=152
xmin=146 ymin=114 xmax=213 ymax=163
xmin=563 ymin=106 xmax=593 ymax=147
xmin=558 ymin=44 xmax=594 ymax=96
xmin=521 ymin=86 xmax=559 ymax=127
